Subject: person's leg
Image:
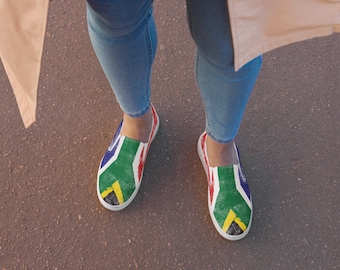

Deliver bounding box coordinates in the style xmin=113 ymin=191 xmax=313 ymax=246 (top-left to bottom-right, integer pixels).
xmin=87 ymin=0 xmax=157 ymax=142
xmin=87 ymin=0 xmax=160 ymax=210
xmin=187 ymin=0 xmax=262 ymax=240
xmin=186 ymin=0 xmax=262 ymax=166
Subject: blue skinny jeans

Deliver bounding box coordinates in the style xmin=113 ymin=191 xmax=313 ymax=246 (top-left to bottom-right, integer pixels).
xmin=86 ymin=0 xmax=262 ymax=143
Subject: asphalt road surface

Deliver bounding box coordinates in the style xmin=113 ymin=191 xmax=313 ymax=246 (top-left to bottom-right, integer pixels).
xmin=0 ymin=0 xmax=339 ymax=269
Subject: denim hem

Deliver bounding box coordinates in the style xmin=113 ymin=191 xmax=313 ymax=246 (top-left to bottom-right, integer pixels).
xmin=205 ymin=127 xmax=235 ymax=144
xmin=124 ymin=102 xmax=151 ymax=118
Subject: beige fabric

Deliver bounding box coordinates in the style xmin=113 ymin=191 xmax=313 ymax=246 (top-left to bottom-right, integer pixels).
xmin=0 ymin=0 xmax=49 ymax=128
xmin=228 ymin=0 xmax=340 ymax=71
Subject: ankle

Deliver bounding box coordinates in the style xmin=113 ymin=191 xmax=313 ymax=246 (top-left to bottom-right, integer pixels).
xmin=120 ymin=108 xmax=152 ymax=143
xmin=206 ymin=135 xmax=238 ymax=167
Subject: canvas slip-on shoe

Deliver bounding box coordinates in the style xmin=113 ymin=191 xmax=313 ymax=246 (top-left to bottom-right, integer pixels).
xmin=97 ymin=105 xmax=159 ymax=211
xmin=197 ymin=132 xmax=253 ymax=240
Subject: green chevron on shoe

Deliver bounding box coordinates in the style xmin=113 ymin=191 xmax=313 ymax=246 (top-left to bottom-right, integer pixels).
xmin=99 ymin=137 xmax=140 ymax=204
xmin=213 ymin=166 xmax=251 ymax=232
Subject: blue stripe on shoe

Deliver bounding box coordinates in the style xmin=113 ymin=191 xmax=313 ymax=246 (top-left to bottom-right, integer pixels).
xmin=238 ymin=169 xmax=251 ymax=201
xmin=100 ymin=121 xmax=123 ymax=169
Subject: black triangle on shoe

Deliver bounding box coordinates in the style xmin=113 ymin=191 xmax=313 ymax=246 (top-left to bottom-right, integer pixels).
xmin=227 ymin=221 xmax=244 ymax=235
xmin=104 ymin=191 xmax=119 ymax=206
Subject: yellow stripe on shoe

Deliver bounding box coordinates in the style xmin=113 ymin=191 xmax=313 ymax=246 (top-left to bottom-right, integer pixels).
xmin=222 ymin=209 xmax=237 ymax=232
xmin=100 ymin=180 xmax=124 ymax=205
xmin=112 ymin=181 xmax=124 ymax=204
xmin=234 ymin=217 xmax=247 ymax=232
xmin=101 ymin=187 xmax=113 ymax=199
xmin=222 ymin=209 xmax=247 ymax=232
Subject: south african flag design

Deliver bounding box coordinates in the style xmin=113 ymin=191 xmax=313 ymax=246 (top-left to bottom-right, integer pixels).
xmin=198 ymin=132 xmax=253 ymax=240
xmin=209 ymin=165 xmax=252 ymax=239
xmin=97 ymin=106 xmax=159 ymax=211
